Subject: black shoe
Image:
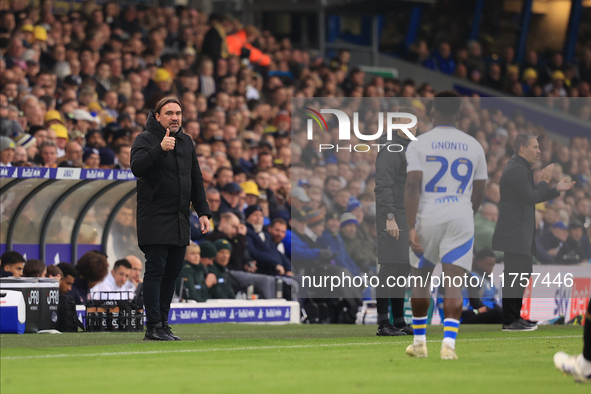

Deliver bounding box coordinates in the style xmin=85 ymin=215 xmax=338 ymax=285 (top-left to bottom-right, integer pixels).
xmin=376 ymin=323 xmax=407 ymax=336
xmin=162 ymin=322 xmax=182 ymax=341
xmin=395 ymin=324 xmax=414 ymax=335
xmin=519 ymin=318 xmax=537 ymax=328
xmin=525 ymin=319 xmax=538 ymax=325
xmin=144 ymin=322 xmax=175 ymax=341
xmin=502 ymin=320 xmax=537 ymax=332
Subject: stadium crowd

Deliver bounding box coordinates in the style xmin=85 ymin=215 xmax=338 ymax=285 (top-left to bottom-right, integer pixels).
xmin=0 ymin=1 xmax=590 ymax=319
xmin=398 ymin=0 xmax=591 ymax=108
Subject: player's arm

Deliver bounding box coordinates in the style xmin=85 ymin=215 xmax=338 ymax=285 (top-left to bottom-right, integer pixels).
xmin=471 ymin=180 xmax=486 ymax=214
xmin=405 ymin=171 xmax=422 ymax=231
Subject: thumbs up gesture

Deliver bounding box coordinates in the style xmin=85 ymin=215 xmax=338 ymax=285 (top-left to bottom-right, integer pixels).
xmin=160 ymin=129 xmax=176 ymax=151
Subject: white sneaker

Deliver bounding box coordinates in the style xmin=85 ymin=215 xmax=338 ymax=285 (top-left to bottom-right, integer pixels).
xmin=554 ymin=352 xmax=591 ymax=383
xmin=406 ymin=342 xmax=428 ymax=358
xmin=441 ymin=343 xmax=458 ymax=360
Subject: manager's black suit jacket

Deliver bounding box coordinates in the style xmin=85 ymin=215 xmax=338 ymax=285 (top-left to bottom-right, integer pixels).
xmin=492 ymin=154 xmax=560 ymax=257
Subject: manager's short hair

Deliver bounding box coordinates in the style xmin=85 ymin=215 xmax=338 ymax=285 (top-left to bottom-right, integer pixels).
xmin=155 ymin=97 xmax=182 ymax=114
xmin=513 ymin=133 xmax=536 ymax=155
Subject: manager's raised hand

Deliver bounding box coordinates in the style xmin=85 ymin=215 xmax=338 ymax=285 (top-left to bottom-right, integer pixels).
xmin=161 ymin=129 xmax=176 ymax=151
xmin=556 ymin=177 xmax=576 ymax=191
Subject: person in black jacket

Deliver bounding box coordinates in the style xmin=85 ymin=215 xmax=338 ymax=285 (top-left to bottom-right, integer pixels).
xmin=244 ymin=204 xmax=291 ymax=276
xmin=66 ymin=251 xmax=109 ymax=305
xmin=492 ymin=133 xmax=574 ymax=331
xmin=131 ymin=97 xmax=211 ymax=341
xmin=374 ymin=110 xmax=417 ymax=336
xmin=199 ymin=14 xmax=229 ymax=70
xmin=0 ymin=251 xmax=25 ymax=278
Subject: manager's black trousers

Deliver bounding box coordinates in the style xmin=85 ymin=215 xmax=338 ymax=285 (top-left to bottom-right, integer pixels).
xmin=140 ymin=244 xmax=186 ymax=329
xmin=502 ymin=252 xmax=532 ymax=325
xmin=376 ymin=263 xmax=410 ymax=322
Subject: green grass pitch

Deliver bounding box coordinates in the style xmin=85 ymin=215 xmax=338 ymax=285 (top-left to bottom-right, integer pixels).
xmin=0 ymin=325 xmax=588 ymax=394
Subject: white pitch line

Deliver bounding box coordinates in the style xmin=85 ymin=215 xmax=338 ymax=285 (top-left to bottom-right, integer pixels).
xmin=0 ymin=335 xmax=580 ymax=361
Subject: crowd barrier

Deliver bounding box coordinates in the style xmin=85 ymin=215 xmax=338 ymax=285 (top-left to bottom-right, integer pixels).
xmin=76 ymin=299 xmax=301 ymax=325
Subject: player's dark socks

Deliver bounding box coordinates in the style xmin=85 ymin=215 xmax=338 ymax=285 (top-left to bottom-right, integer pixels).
xmin=393 ymin=317 xmax=406 ymax=328
xmin=583 ymin=301 xmax=591 ymax=361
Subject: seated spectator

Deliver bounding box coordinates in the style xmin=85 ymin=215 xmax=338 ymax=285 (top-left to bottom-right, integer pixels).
xmin=208 ymin=212 xmax=250 ymax=271
xmin=541 ymin=221 xmax=570 ymax=262
xmin=244 ymin=205 xmax=290 ymax=276
xmin=474 ymin=203 xmax=502 ymax=259
xmin=57 ymin=141 xmax=84 ymax=168
xmin=45 ymin=265 xmax=63 ymax=280
xmin=210 ymin=239 xmax=236 ymax=299
xmin=334 ymin=189 xmax=351 ymax=216
xmin=317 ymin=211 xmax=362 ymax=276
xmin=428 ymin=42 xmax=455 ymax=75
xmin=255 ymin=170 xmax=280 ymax=216
xmin=56 ymin=263 xmax=76 ymax=295
xmin=538 ymin=203 xmax=559 ymax=238
xmin=126 ymin=255 xmax=143 ymax=289
xmin=67 ymin=251 xmax=109 ymax=305
xmin=268 ymin=218 xmax=289 ymax=261
xmin=0 ymin=251 xmax=25 ymax=277
xmin=563 ymin=220 xmax=591 ymax=264
xmin=0 ymin=136 xmax=16 ymax=167
xmin=483 ymin=182 xmax=500 ymax=205
xmin=572 ymin=197 xmax=590 ymax=227
xmin=460 ymin=249 xmax=503 ymax=324
xmin=242 ymin=181 xmax=260 ymax=206
xmin=113 ymin=144 xmax=131 ymax=170
xmin=290 ymin=186 xmax=311 ymax=212
xmin=92 ymin=258 xmax=135 ymax=294
xmin=39 ymin=140 xmax=58 ymax=168
xmin=22 ymin=259 xmax=47 ymax=277
xmin=534 ymin=210 xmax=556 ymax=265
xmin=178 ymin=243 xmax=216 ymax=302
xmin=291 ymin=209 xmax=362 ymax=318
xmin=206 ymin=188 xmax=222 ymax=230
xmin=55 ymin=262 xmax=81 ymax=332
xmin=208 ymin=211 xmax=276 ymax=298
xmin=346 ymin=197 xmax=378 ymax=271
xmin=339 ymin=212 xmax=374 ymax=273
xmin=214 ymin=166 xmax=234 ymax=191
xmin=219 ymin=182 xmax=243 ymax=219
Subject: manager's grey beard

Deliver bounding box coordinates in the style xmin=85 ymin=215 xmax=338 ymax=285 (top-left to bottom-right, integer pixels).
xmin=252 ymin=223 xmax=264 ymax=233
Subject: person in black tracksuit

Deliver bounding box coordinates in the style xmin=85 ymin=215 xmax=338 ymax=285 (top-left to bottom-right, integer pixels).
xmin=374 ymin=112 xmax=417 ymax=336
xmin=492 ymin=134 xmax=574 ymax=331
xmin=131 ymin=97 xmax=211 ymax=341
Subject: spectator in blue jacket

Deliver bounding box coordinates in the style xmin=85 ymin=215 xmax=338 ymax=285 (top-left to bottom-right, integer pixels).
xmin=244 ymin=205 xmax=291 ymax=276
xmin=317 ymin=211 xmax=362 ymax=277
xmin=428 ymin=42 xmax=455 ymax=75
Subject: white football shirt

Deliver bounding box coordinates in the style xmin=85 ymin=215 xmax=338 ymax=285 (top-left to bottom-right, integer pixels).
xmin=405 ymin=126 xmax=488 ymax=225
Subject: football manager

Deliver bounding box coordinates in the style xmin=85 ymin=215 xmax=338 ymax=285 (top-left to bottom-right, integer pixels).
xmin=492 ymin=133 xmax=574 ymax=332
xmin=131 ymin=97 xmax=211 ymax=341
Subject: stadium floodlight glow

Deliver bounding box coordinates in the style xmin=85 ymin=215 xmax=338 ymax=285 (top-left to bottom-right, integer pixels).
xmin=303 ymin=107 xmax=418 ymax=141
